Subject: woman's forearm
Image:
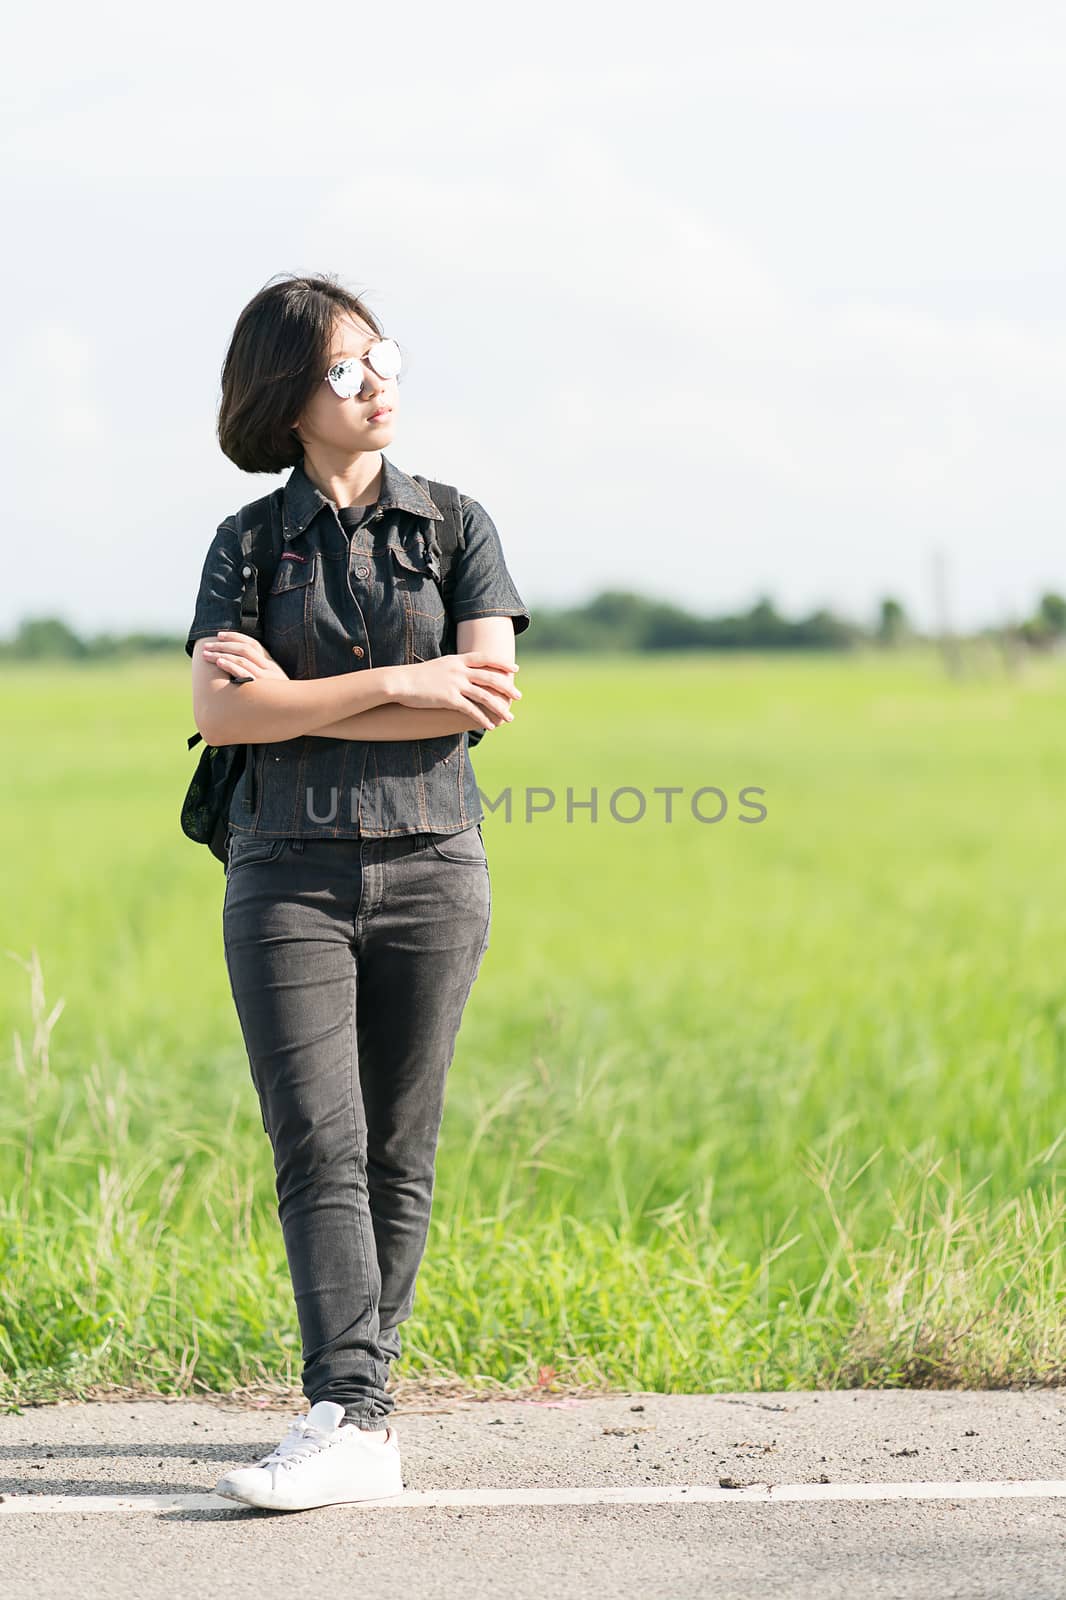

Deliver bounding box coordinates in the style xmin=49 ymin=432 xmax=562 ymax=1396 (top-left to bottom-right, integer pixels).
xmin=308 ymin=704 xmax=488 ymax=741
xmin=200 ymin=667 xmax=401 ymax=746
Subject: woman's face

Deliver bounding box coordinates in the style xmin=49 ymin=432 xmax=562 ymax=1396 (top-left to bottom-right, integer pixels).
xmin=291 ymin=313 xmax=399 ymax=457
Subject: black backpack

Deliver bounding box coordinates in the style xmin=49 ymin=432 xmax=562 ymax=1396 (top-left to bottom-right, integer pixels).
xmin=180 ymin=475 xmax=471 ymax=864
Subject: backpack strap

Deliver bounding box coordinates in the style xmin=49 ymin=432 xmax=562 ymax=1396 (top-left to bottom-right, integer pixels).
xmin=410 ymin=475 xmax=465 ymax=614
xmin=185 ymin=490 xmax=283 ymax=759
xmin=229 ymin=491 xmax=284 ymax=814
xmin=234 ymin=489 xmax=285 ymax=638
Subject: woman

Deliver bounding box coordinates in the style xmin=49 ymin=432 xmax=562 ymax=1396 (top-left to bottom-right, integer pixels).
xmin=186 ymin=273 xmax=529 ymax=1512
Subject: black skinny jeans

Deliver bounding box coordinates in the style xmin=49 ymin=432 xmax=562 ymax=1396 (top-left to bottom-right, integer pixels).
xmin=222 ymin=823 xmax=492 ymax=1429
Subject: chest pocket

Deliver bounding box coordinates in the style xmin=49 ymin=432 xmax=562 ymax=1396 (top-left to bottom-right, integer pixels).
xmin=390 ymin=543 xmax=445 ymax=620
xmin=389 ymin=540 xmax=446 ymax=666
xmin=265 ymin=552 xmax=317 ymax=680
xmin=267 ymin=552 xmax=316 ymax=644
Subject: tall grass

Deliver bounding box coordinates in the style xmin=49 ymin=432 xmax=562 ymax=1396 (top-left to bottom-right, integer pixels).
xmin=2 ymin=647 xmax=1065 ymax=1412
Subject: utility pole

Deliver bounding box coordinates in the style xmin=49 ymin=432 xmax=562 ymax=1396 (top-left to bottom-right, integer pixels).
xmin=998 ymin=592 xmax=1024 ymax=678
xmin=931 ymin=544 xmax=963 ymax=678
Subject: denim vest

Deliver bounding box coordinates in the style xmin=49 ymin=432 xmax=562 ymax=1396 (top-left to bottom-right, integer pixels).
xmin=185 ymin=454 xmax=530 ymax=839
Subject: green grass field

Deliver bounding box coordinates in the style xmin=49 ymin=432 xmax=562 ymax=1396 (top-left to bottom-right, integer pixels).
xmin=2 ymin=646 xmax=1065 ymax=1412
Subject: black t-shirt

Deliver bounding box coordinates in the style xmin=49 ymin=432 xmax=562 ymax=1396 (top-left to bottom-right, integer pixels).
xmin=336 ymin=500 xmax=378 ymax=534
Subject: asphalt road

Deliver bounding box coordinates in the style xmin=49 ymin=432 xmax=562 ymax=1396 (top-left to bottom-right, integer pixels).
xmin=2 ymin=1388 xmax=1065 ymax=1598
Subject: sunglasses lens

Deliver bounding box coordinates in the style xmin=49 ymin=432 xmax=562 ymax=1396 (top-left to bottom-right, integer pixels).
xmin=326 ymin=357 xmax=363 ymax=399
xmin=366 ymin=338 xmax=402 ymax=380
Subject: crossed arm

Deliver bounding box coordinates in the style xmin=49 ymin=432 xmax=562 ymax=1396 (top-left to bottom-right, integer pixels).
xmin=190 ymin=617 xmax=521 ymax=746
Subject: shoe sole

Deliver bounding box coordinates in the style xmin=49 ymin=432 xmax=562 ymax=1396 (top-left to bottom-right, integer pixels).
xmin=215 ymin=1483 xmax=405 ymax=1512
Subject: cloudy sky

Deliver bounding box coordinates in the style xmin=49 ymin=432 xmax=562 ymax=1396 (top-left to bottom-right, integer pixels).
xmin=2 ymin=0 xmax=1063 ymax=637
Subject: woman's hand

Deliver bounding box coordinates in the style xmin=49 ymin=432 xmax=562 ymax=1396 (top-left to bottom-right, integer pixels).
xmin=391 ymin=652 xmax=521 ymax=729
xmin=200 ymin=631 xmax=290 ymax=683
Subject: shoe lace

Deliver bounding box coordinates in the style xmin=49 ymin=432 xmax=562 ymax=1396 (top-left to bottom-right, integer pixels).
xmin=255 ymin=1412 xmax=340 ymax=1472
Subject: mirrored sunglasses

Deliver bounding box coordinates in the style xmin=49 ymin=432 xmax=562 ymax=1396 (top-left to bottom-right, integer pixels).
xmin=326 ymin=338 xmax=403 ymax=399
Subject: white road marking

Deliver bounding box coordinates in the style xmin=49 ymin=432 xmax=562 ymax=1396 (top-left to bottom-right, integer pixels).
xmin=3 ymin=1480 xmax=1066 ymax=1514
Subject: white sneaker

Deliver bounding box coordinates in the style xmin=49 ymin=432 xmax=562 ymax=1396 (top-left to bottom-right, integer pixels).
xmin=214 ymin=1400 xmax=404 ymax=1512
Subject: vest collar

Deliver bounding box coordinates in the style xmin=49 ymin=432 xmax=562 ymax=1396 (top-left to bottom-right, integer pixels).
xmin=282 ymin=453 xmax=444 ymax=540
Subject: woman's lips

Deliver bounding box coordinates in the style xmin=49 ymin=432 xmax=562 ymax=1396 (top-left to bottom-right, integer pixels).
xmin=367 ymin=408 xmax=391 ymax=421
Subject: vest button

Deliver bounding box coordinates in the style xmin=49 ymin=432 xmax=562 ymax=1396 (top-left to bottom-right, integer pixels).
xmin=351 ymin=645 xmax=365 ymax=658
xmin=355 ymin=565 xmax=370 ymax=579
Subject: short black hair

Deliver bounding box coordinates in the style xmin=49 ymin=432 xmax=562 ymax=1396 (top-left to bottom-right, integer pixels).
xmin=217 ymin=272 xmax=387 ymax=474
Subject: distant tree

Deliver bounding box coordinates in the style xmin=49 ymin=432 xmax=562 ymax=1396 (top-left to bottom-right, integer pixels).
xmin=13 ymin=616 xmax=88 ymax=659
xmin=1038 ymin=592 xmax=1066 ymax=635
xmin=735 ymin=596 xmax=791 ymax=648
xmin=793 ymin=608 xmax=864 ymax=649
xmin=876 ymin=596 xmax=909 ymax=647
xmin=1017 ymin=591 xmax=1066 ymax=652
xmin=581 ymin=590 xmax=649 ymax=629
xmin=643 ymin=603 xmax=718 ymax=650
xmin=747 ymin=594 xmax=786 ymax=632
xmin=119 ymin=632 xmax=181 ymax=655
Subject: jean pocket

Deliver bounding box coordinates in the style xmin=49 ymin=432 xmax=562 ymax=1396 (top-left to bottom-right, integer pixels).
xmin=425 ymin=823 xmax=485 ymax=864
xmin=226 ymin=834 xmax=287 ymax=872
